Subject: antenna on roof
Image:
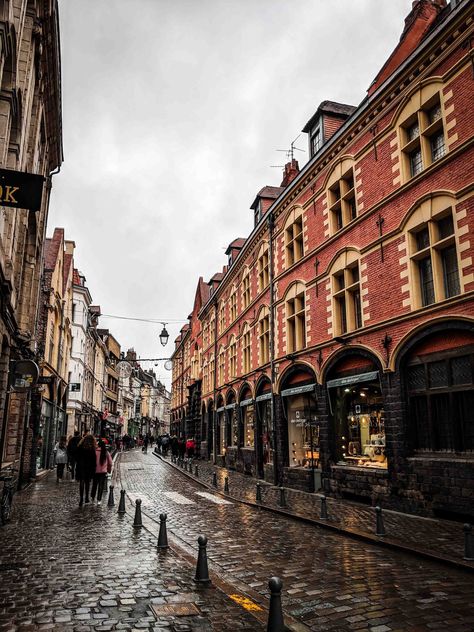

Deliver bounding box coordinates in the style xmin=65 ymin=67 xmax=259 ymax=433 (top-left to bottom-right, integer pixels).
xmin=276 ymin=134 xmax=305 ymax=161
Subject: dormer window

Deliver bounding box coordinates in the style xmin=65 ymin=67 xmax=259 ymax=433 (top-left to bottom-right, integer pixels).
xmin=254 ymin=200 xmax=262 ymax=226
xmin=310 ymin=126 xmax=321 ymax=157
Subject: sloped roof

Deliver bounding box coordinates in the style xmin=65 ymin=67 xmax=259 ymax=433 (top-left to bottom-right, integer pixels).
xmin=302 ymin=101 xmax=356 ymax=133
xmin=250 ymin=186 xmax=285 ymax=210
xmin=225 ymin=238 xmax=246 ymax=255
xmin=63 ymin=253 xmax=73 ymax=294
xmin=44 ymin=227 xmax=64 ymax=271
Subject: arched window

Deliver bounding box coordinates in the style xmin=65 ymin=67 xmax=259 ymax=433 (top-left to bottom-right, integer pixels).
xmin=284 ymin=207 xmax=304 ymax=268
xmin=241 ymin=323 xmax=251 ymax=374
xmin=326 ymin=157 xmax=357 ymax=234
xmin=229 ymin=284 xmax=237 ymax=322
xmin=257 ymin=242 xmax=269 ymax=292
xmin=330 ymin=251 xmax=362 ymax=335
xmin=258 ymin=306 xmax=270 ymax=365
xmin=219 ymin=301 xmax=226 ymax=334
xmin=285 ymin=282 xmax=306 ymax=353
xmin=242 ymin=267 xmax=251 ymax=310
xmin=228 ymin=335 xmax=237 ymax=378
xmin=218 ymin=346 xmax=225 ymax=386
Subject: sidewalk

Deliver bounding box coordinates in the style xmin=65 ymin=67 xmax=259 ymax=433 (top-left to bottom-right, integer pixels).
xmin=154 ymin=451 xmax=474 ymax=573
xmin=0 ymin=471 xmax=267 ymax=631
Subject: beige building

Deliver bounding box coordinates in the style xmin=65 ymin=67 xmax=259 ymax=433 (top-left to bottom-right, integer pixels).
xmin=0 ymin=1 xmax=62 ymax=481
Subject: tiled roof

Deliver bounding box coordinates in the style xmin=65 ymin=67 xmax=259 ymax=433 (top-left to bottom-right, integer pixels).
xmin=302 ymin=101 xmax=356 ymax=133
xmin=43 ymin=227 xmax=64 ymax=271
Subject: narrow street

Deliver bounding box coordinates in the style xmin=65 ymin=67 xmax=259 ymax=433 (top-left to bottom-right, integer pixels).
xmin=1 ymin=449 xmax=474 ymax=631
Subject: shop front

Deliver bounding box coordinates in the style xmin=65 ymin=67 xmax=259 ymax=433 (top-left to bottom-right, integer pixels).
xmin=224 ymin=392 xmax=238 ymax=470
xmin=325 ymin=353 xmax=388 ymax=502
xmin=215 ymin=397 xmax=226 ymax=467
xmin=239 ymin=387 xmax=255 ymax=475
xmin=280 ymin=366 xmax=321 ymax=492
xmin=255 ymin=378 xmax=274 ymax=481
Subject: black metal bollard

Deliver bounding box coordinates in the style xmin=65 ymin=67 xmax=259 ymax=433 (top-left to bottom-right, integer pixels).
xmin=375 ymin=506 xmax=385 ymax=536
xmin=224 ymin=476 xmax=229 ymax=494
xmin=278 ymin=486 xmax=287 ymax=508
xmin=117 ymin=489 xmax=126 ymax=515
xmin=256 ymin=482 xmax=262 ymax=503
xmin=194 ymin=464 xmax=199 ymax=477
xmin=267 ymin=577 xmax=285 ymax=632
xmin=157 ymin=513 xmax=169 ymax=550
xmin=320 ymin=494 xmax=328 ymax=520
xmin=212 ymin=471 xmax=217 ymax=488
xmin=464 ymin=524 xmax=474 ymax=561
xmin=194 ymin=535 xmax=211 ymax=585
xmin=133 ymin=499 xmax=143 ymax=529
xmin=107 ymin=485 xmax=115 ymax=507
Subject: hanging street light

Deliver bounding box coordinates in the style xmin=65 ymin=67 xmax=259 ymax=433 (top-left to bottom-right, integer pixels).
xmin=159 ymin=323 xmax=169 ymax=347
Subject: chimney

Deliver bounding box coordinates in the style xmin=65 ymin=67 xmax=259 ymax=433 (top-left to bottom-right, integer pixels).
xmin=280 ymin=159 xmax=300 ymax=188
xmin=368 ymin=0 xmax=447 ymax=96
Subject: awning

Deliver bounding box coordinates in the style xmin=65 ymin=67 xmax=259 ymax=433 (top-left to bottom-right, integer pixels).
xmin=326 ymin=371 xmax=379 ymax=389
xmin=216 ymin=406 xmax=225 ymax=413
xmin=239 ymin=398 xmax=254 ymax=407
xmin=256 ymin=392 xmax=272 ymax=402
xmin=225 ymin=403 xmax=237 ymax=410
xmin=281 ymin=384 xmax=316 ymax=397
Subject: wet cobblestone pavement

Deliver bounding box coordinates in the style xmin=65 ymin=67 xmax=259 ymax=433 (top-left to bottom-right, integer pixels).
xmin=0 ymin=464 xmax=264 ymax=632
xmin=118 ymin=450 xmax=474 ymax=631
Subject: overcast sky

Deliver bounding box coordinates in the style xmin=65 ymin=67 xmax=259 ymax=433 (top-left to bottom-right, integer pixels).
xmin=49 ymin=0 xmax=413 ymax=387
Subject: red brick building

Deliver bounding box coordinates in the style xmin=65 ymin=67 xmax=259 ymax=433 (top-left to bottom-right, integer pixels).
xmin=171 ymin=0 xmax=474 ymax=518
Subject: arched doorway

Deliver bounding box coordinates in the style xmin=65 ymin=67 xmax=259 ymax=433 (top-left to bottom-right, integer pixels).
xmin=207 ymin=399 xmax=214 ymax=462
xmin=224 ymin=390 xmax=238 ymax=470
xmin=215 ymin=394 xmax=225 ymax=466
xmin=255 ymin=376 xmax=273 ymax=480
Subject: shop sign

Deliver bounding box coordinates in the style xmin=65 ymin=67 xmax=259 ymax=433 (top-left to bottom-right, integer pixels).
xmin=0 ymin=168 xmax=44 ymax=212
xmin=70 ymin=383 xmax=81 ymax=392
xmin=256 ymin=392 xmax=272 ymax=402
xmin=326 ymin=371 xmax=379 ymax=389
xmin=216 ymin=406 xmax=225 ymax=413
xmin=225 ymin=403 xmax=236 ymax=410
xmin=239 ymin=398 xmax=254 ymax=407
xmin=281 ymin=383 xmax=315 ymax=397
xmin=38 ymin=375 xmax=54 ymax=385
xmin=11 ymin=360 xmax=39 ymax=392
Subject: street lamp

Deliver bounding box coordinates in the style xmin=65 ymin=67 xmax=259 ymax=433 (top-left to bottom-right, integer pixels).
xmin=159 ymin=323 xmax=169 ymax=347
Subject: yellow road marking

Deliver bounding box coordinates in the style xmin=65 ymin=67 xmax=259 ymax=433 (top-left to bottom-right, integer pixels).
xmin=229 ymin=594 xmax=263 ymax=612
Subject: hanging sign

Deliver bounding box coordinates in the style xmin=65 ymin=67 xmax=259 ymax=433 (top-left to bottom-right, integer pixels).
xmin=0 ymin=168 xmax=44 ymax=212
xmin=11 ymin=360 xmax=39 ymax=392
xmin=281 ymin=383 xmax=316 ymax=397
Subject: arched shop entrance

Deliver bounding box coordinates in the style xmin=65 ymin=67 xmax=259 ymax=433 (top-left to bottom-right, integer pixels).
xmin=255 ymin=376 xmax=273 ymax=481
xmin=200 ymin=403 xmax=208 ymax=458
xmin=325 ymin=350 xmax=386 ymax=471
xmin=225 ymin=390 xmax=238 ymax=470
xmin=215 ymin=394 xmax=225 ymax=466
xmin=207 ymin=399 xmax=214 ymax=461
xmin=279 ymin=364 xmax=319 ymax=492
xmin=239 ymin=384 xmax=255 ymax=475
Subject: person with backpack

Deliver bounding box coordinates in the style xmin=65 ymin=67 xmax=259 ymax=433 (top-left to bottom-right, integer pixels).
xmin=91 ymin=440 xmax=113 ymax=505
xmin=54 ymin=436 xmax=68 ymax=482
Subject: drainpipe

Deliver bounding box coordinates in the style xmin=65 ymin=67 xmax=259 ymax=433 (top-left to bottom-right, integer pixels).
xmin=267 ymin=212 xmax=279 ymax=485
xmin=212 ymin=297 xmax=218 ymax=465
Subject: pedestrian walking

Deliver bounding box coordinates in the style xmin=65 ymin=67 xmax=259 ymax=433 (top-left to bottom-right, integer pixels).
xmin=76 ymin=434 xmax=97 ymax=507
xmin=53 ymin=436 xmax=68 ymax=482
xmin=161 ymin=434 xmax=170 ymax=456
xmin=186 ymin=437 xmax=196 ymax=459
xmin=67 ymin=430 xmax=81 ymax=480
xmin=91 ymin=440 xmax=112 ymax=505
xmin=142 ymin=434 xmax=149 ymax=454
xmin=178 ymin=436 xmax=186 ymax=460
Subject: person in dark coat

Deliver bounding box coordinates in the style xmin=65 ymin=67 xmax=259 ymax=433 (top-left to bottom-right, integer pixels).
xmin=76 ymin=434 xmax=97 ymax=507
xmin=67 ymin=431 xmax=81 ymax=480
xmin=178 ymin=436 xmax=186 ymax=460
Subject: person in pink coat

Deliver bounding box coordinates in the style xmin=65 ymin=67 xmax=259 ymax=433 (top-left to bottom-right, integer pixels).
xmin=91 ymin=440 xmax=112 ymax=505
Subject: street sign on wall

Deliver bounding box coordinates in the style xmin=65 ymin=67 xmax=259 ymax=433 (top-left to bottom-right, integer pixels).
xmin=0 ymin=168 xmax=44 ymax=212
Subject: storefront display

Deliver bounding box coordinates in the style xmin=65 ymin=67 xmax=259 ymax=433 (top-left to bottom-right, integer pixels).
xmin=225 ymin=403 xmax=238 ymax=446
xmin=282 ymin=384 xmax=319 ymax=469
xmin=256 ymin=396 xmax=273 ymax=464
xmin=240 ymin=399 xmax=255 ymax=447
xmin=327 ymin=371 xmax=386 ymax=469
xmin=216 ymin=407 xmax=226 ymax=454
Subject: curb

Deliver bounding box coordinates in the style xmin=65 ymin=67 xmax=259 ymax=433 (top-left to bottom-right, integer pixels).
xmin=153 ymin=451 xmax=474 ymax=575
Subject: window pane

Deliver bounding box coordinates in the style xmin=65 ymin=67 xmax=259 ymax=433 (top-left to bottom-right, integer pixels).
xmin=429 ymin=360 xmax=448 ymax=388
xmin=338 ymin=296 xmax=347 ymax=334
xmin=431 ymin=393 xmax=453 ymax=450
xmin=409 ymin=148 xmax=423 ymax=177
xmin=451 ymin=355 xmax=472 ymax=386
xmin=430 ymin=132 xmax=446 ymax=162
xmin=437 ymin=215 xmax=454 ymax=239
xmin=427 ymin=103 xmax=442 ymax=125
xmin=407 ymin=365 xmax=426 ymax=391
xmin=454 ymin=391 xmax=474 ymax=451
xmin=416 ymin=227 xmax=430 ymax=251
xmin=407 ymin=122 xmax=420 ymax=141
xmin=441 ymin=245 xmax=460 ymax=298
xmin=409 ymin=395 xmax=430 ymax=450
xmin=348 ymin=197 xmax=357 ymax=220
xmin=353 ymin=290 xmax=362 ymax=329
xmin=419 ymin=256 xmax=435 ymax=306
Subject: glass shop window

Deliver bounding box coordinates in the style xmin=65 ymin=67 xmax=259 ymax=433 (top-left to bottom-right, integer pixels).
xmin=259 ymin=400 xmax=274 ymax=465
xmin=243 ymin=404 xmax=255 ymax=447
xmin=286 ymin=394 xmax=319 ymax=468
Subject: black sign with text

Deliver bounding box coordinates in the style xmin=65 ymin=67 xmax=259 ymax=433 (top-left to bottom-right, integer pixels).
xmin=0 ymin=168 xmax=45 ymax=212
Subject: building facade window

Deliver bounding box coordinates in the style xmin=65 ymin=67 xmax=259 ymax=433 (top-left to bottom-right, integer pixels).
xmin=407 ymin=349 xmax=474 ymax=452
xmin=409 ymin=209 xmax=460 ymax=309
xmin=286 ymin=284 xmax=306 ymax=353
xmin=229 ymin=338 xmax=237 ymax=378
xmin=259 ymin=308 xmax=270 ymax=365
xmin=258 ymin=243 xmax=269 ymax=292
xmin=399 ymin=89 xmax=446 ymax=181
xmin=229 ymin=286 xmax=237 ymax=322
xmin=242 ymin=268 xmax=251 ymax=310
xmin=219 ymin=302 xmax=226 ymax=334
xmin=209 ymin=355 xmax=215 ymax=392
xmin=328 ymin=166 xmax=357 ymax=233
xmin=310 ymin=126 xmax=321 ymax=156
xmin=242 ymin=326 xmax=251 ymax=374
xmin=284 ymin=209 xmax=304 ymax=267
xmin=333 ymin=262 xmax=362 ymax=335
xmin=218 ymin=347 xmax=225 ymax=386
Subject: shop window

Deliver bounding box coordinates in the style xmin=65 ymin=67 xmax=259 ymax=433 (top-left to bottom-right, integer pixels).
xmin=229 ymin=338 xmax=237 ymax=378
xmin=229 ymin=286 xmax=237 ymax=322
xmin=258 ymin=308 xmax=270 ymax=365
xmin=242 ymin=269 xmax=251 ymax=310
xmin=328 ymin=167 xmax=357 ymax=233
xmin=258 ymin=398 xmax=274 ymax=465
xmin=407 ymin=351 xmax=474 ymax=452
xmin=258 ymin=244 xmax=269 ymax=292
xmin=284 ymin=391 xmax=319 ymax=468
xmin=399 ymin=92 xmax=446 ymax=181
xmin=409 ymin=209 xmax=460 ymax=309
xmin=328 ymin=373 xmax=386 ymax=469
xmin=242 ymin=403 xmax=255 ymax=447
xmin=242 ymin=327 xmax=251 ymax=374
xmin=333 ymin=263 xmax=362 ymax=335
xmin=217 ymin=411 xmax=226 ymax=455
xmin=286 ymin=287 xmax=306 ymax=353
xmin=285 ymin=213 xmax=304 ymax=267
xmin=226 ymin=405 xmax=238 ymax=446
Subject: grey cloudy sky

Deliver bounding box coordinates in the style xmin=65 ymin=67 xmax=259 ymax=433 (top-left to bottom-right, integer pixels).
xmin=49 ymin=0 xmax=413 ymax=386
